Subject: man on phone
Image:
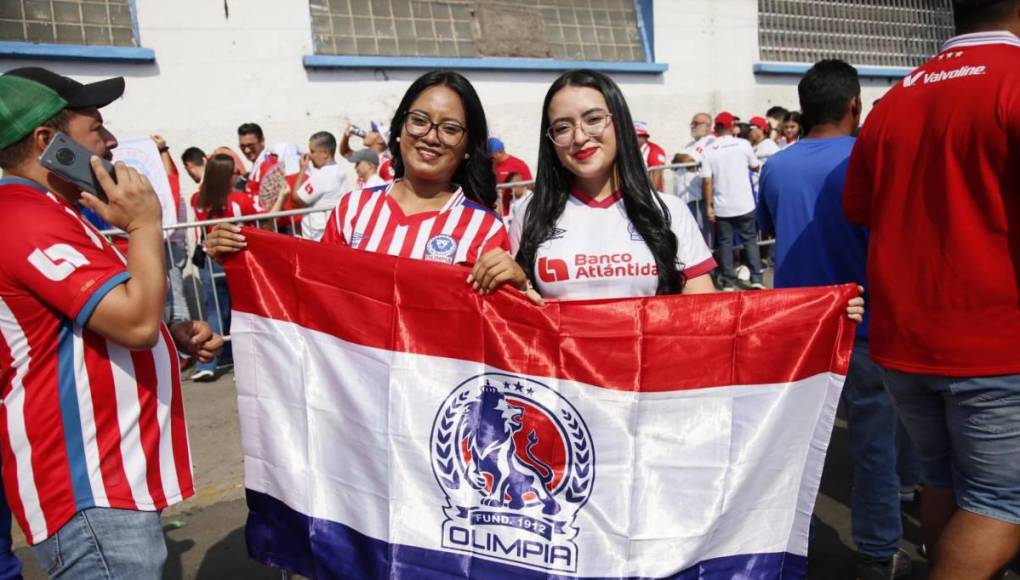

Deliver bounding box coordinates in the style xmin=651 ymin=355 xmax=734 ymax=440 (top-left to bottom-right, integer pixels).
xmin=0 ymin=67 xmax=223 ymax=578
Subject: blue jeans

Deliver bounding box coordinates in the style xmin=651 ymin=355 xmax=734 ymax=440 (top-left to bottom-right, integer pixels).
xmin=715 ymin=211 xmax=763 ymax=285
xmin=0 ymin=456 xmax=21 ymax=580
xmin=843 ymin=341 xmax=903 ymax=559
xmin=885 ymin=369 xmax=1020 ymax=524
xmin=30 ymin=508 xmax=165 ymax=579
xmin=196 ymin=258 xmax=231 ymax=372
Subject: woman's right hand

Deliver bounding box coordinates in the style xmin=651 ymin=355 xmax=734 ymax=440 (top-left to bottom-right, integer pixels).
xmin=205 ymin=223 xmax=247 ymax=260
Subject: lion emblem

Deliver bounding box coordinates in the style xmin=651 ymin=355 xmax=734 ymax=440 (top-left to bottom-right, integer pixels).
xmin=463 ymin=385 xmax=561 ymax=515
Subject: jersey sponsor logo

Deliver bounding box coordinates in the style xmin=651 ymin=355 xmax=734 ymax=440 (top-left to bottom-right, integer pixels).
xmin=424 ymin=234 xmax=458 ymax=264
xmin=430 ymin=374 xmax=594 ymax=573
xmin=304 ymin=182 xmax=314 ymax=194
xmin=904 ymin=64 xmax=986 ymax=88
xmin=538 ymin=258 xmax=569 ymax=283
xmin=28 ymin=243 xmax=89 ymax=281
xmin=573 ymin=253 xmax=658 ymax=279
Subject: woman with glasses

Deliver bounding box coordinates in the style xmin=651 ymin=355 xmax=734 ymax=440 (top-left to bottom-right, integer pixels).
xmin=509 ymin=69 xmax=718 ymax=299
xmin=507 ymin=69 xmax=864 ymax=321
xmin=207 ymin=71 xmax=534 ymax=299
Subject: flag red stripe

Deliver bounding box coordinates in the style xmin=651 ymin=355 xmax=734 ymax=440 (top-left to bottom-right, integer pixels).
xmin=225 ymin=230 xmax=855 ymax=392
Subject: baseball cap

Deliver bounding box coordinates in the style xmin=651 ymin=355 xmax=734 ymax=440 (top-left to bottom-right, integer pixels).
xmin=714 ymin=112 xmax=735 ymax=129
xmin=486 ymin=137 xmax=505 ymax=154
xmin=351 ymin=148 xmax=379 ymax=167
xmin=749 ymin=116 xmax=769 ymax=132
xmin=634 ymin=120 xmax=650 ymax=137
xmin=0 ymin=67 xmax=124 ymax=149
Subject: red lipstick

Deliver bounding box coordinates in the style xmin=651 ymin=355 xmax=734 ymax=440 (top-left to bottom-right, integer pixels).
xmin=573 ymin=147 xmax=598 ymax=160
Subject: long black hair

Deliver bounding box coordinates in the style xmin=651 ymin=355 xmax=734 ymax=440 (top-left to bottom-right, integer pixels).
xmin=516 ymin=69 xmax=684 ymax=294
xmin=387 ymin=71 xmax=496 ymax=209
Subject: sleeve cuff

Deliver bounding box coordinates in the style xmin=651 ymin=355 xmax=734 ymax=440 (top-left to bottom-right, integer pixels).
xmin=683 ymin=257 xmax=717 ymax=280
xmin=74 ymin=271 xmax=131 ymax=327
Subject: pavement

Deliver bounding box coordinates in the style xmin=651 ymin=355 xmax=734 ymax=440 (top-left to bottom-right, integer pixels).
xmin=10 ymin=361 xmax=1020 ymax=579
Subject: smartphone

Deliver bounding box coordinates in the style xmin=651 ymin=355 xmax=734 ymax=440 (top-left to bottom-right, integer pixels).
xmin=38 ymin=131 xmax=116 ymax=202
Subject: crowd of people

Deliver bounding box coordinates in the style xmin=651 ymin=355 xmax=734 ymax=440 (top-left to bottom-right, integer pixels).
xmin=0 ymin=0 xmax=1016 ymax=578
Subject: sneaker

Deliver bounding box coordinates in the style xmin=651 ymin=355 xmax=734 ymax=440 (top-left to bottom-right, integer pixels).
xmin=856 ymin=548 xmax=913 ymax=580
xmin=748 ymin=282 xmax=766 ymax=290
xmin=191 ymin=369 xmax=216 ymax=382
xmin=720 ymin=285 xmax=737 ymax=292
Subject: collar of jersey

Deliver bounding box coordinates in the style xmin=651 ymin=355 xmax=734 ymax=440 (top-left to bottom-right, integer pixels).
xmin=943 ymin=30 xmax=1020 ymax=50
xmin=570 ymin=184 xmax=622 ymax=208
xmin=0 ymin=176 xmax=48 ymax=193
xmin=384 ymin=181 xmax=465 ymax=224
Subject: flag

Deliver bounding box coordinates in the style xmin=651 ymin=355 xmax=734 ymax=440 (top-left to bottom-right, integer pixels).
xmin=224 ymin=229 xmax=855 ymax=579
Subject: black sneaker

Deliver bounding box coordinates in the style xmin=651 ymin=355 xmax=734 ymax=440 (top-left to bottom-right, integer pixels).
xmin=856 ymin=548 xmax=913 ymax=580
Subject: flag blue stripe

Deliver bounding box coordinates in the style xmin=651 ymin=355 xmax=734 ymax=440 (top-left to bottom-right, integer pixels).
xmin=58 ymin=319 xmax=94 ymax=511
xmin=245 ymin=489 xmax=807 ymax=580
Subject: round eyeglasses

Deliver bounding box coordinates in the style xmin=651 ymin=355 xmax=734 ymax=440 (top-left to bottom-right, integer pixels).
xmin=546 ymin=111 xmax=613 ymax=146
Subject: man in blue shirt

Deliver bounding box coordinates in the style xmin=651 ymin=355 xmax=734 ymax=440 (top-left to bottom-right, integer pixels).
xmin=758 ymin=59 xmax=914 ymax=580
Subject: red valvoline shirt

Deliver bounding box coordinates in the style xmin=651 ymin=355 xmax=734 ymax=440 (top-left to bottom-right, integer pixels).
xmin=844 ymin=31 xmax=1020 ymax=376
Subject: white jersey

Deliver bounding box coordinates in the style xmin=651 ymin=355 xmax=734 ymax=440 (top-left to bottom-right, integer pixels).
xmin=702 ymin=135 xmax=761 ymax=218
xmin=751 ymin=139 xmax=780 ymax=195
xmin=674 ymin=135 xmax=716 ymax=203
xmin=296 ymin=163 xmax=348 ymax=241
xmin=509 ymin=188 xmax=716 ymax=301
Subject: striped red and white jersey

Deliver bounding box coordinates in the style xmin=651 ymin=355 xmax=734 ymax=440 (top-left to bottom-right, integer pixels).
xmin=321 ymin=183 xmax=509 ymax=265
xmin=0 ymin=178 xmax=193 ymax=545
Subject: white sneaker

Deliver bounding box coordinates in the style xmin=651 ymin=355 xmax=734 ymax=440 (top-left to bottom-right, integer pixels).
xmin=749 ymin=282 xmax=766 ymax=290
xmin=191 ymin=369 xmax=215 ymax=382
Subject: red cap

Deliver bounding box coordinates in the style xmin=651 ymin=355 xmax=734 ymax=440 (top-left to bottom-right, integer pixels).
xmin=749 ymin=116 xmax=769 ymax=131
xmin=714 ymin=112 xmax=735 ymax=129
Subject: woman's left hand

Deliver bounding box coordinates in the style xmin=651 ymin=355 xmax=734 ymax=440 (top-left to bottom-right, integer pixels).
xmin=468 ymin=249 xmax=544 ymax=306
xmin=846 ymin=285 xmax=865 ymax=323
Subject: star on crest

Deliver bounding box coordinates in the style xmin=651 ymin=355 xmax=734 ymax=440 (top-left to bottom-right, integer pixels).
xmin=514 ymin=381 xmax=525 ymax=392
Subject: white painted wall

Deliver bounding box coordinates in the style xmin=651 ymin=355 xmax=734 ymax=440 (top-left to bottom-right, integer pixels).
xmin=0 ymin=0 xmax=901 ymax=175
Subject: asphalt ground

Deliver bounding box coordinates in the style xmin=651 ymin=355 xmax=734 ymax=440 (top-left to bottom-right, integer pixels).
xmin=11 ymin=285 xmax=1020 ymax=580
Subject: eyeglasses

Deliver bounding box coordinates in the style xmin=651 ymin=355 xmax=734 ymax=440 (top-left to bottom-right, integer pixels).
xmin=403 ymin=111 xmax=467 ymax=146
xmin=547 ymin=111 xmax=613 ymax=146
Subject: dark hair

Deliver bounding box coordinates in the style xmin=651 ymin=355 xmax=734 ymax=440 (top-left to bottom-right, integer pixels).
xmin=180 ymin=146 xmax=206 ymax=167
xmin=765 ymin=106 xmax=789 ymax=120
xmin=735 ymin=122 xmax=752 ymax=141
xmin=198 ymin=154 xmax=236 ymax=216
xmin=516 ymin=69 xmax=683 ymax=295
xmin=954 ymin=0 xmax=1020 ymax=32
xmin=386 ymin=70 xmax=496 ymax=208
xmin=783 ymin=111 xmax=802 ymax=138
xmin=798 ymin=59 xmax=860 ymax=132
xmin=309 ymin=131 xmax=337 ymax=156
xmin=237 ymin=122 xmax=264 ymax=140
xmin=0 ymin=109 xmax=73 ymax=170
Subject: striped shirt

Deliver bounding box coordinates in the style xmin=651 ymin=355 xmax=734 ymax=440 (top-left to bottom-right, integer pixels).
xmin=321 ymin=183 xmax=509 ymax=265
xmin=0 ymin=178 xmax=193 ymax=544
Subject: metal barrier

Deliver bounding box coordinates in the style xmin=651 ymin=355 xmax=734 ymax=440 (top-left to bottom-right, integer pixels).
xmin=102 ymin=161 xmax=773 ymax=366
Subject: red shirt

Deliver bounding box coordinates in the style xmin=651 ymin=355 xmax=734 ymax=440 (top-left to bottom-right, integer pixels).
xmin=0 ymin=178 xmax=193 ymax=544
xmin=844 ymin=31 xmax=1020 ymax=376
xmin=494 ymin=155 xmax=533 ymax=216
xmin=322 ymin=184 xmax=509 ymax=265
xmin=191 ymin=191 xmax=262 ymax=232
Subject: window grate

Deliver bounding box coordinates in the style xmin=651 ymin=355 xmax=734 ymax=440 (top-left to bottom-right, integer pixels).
xmin=310 ymin=0 xmax=646 ymax=61
xmin=1 ymin=0 xmax=137 ymax=47
xmin=758 ymin=0 xmax=955 ymax=68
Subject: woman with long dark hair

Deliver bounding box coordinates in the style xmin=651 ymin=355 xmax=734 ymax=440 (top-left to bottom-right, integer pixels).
xmin=208 ymin=71 xmax=534 ymax=299
xmin=509 ymin=70 xmax=863 ymax=322
xmin=191 ymin=153 xmax=263 ymax=380
xmin=511 ymin=69 xmax=717 ymax=299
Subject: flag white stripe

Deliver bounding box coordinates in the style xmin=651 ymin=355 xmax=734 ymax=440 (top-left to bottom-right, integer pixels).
xmin=0 ymin=298 xmax=46 ymax=542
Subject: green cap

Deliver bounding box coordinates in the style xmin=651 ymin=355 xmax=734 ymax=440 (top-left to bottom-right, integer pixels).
xmin=0 ymin=75 xmax=67 ymax=149
xmin=0 ymin=67 xmax=124 ymax=150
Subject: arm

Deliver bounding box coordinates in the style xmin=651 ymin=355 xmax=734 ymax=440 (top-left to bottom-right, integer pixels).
xmin=339 ymin=127 xmax=355 ymax=160
xmin=682 ymin=274 xmax=716 ymax=294
xmin=152 ymin=134 xmax=174 ymax=177
xmin=80 ymin=159 xmax=167 ymax=349
xmin=650 ymin=169 xmax=664 ymax=192
xmin=756 ymin=165 xmax=775 ymax=237
xmin=702 ymin=176 xmax=715 ymax=222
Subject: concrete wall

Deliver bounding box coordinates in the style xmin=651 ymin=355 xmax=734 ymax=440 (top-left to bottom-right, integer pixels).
xmin=0 ymin=0 xmax=902 ymax=174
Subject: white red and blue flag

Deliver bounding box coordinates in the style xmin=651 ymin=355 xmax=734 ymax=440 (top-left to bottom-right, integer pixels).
xmin=225 ymin=229 xmax=855 ymax=579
